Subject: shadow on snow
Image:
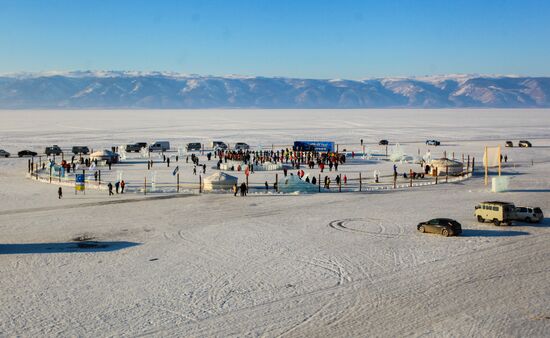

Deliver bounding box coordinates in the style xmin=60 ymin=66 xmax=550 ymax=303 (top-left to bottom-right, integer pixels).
xmin=0 ymin=241 xmax=140 ymax=254
xmin=461 ymin=229 xmax=529 ymax=237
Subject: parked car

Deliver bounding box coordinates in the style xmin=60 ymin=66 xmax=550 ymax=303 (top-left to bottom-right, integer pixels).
xmin=18 ymin=150 xmax=37 ymax=157
xmin=0 ymin=149 xmax=10 ymax=158
xmin=513 ymin=206 xmax=544 ymax=223
xmin=417 ymin=218 xmax=462 ymax=237
xmin=378 ymin=139 xmax=389 ymax=145
xmin=149 ymin=141 xmax=170 ymax=152
xmin=426 ymin=140 xmax=441 ymax=146
xmin=505 ymin=141 xmax=513 ymax=147
xmin=126 ymin=143 xmax=146 ymax=152
xmin=72 ymin=146 xmax=90 ymax=154
xmin=186 ymin=142 xmax=202 ymax=151
xmin=518 ymin=140 xmax=532 ymax=148
xmin=474 ymin=201 xmax=515 ymax=226
xmin=234 ymin=142 xmax=250 ymax=150
xmin=45 ymin=145 xmax=63 ymax=156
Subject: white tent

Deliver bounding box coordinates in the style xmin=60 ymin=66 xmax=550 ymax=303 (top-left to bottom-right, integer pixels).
xmin=429 ymin=158 xmax=463 ymax=176
xmin=90 ymin=149 xmax=119 ymax=163
xmin=219 ymin=160 xmax=283 ymax=171
xmin=203 ymin=172 xmax=238 ymax=191
xmin=278 ymin=174 xmax=318 ymax=193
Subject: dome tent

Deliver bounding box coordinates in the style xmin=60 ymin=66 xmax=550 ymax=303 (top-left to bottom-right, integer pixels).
xmin=429 ymin=158 xmax=463 ymax=176
xmin=90 ymin=149 xmax=119 ymax=163
xmin=203 ymin=172 xmax=238 ymax=191
xmin=278 ymin=174 xmax=318 ymax=193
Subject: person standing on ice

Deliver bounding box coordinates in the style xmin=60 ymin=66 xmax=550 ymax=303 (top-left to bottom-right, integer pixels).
xmin=108 ymin=182 xmax=114 ymax=196
xmin=264 ymin=181 xmax=269 ymax=191
xmin=193 ymin=165 xmax=197 ymax=175
xmin=120 ymin=180 xmax=125 ymax=194
xmin=115 ymin=181 xmax=120 ymax=194
xmin=167 ymin=157 xmax=170 ymax=167
xmin=240 ymin=182 xmax=247 ymax=196
xmin=203 ymin=164 xmax=206 ymax=174
xmin=58 ymin=187 xmax=63 ymax=199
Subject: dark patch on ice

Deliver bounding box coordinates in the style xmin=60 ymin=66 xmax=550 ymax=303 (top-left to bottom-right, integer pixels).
xmin=0 ymin=241 xmax=140 ymax=254
xmin=149 ymin=258 xmax=159 ymax=261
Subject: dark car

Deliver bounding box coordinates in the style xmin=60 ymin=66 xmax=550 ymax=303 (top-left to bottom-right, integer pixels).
xmin=426 ymin=140 xmax=441 ymax=146
xmin=505 ymin=141 xmax=513 ymax=147
xmin=518 ymin=140 xmax=532 ymax=148
xmin=379 ymin=139 xmax=389 ymax=145
xmin=417 ymin=218 xmax=462 ymax=237
xmin=186 ymin=142 xmax=202 ymax=151
xmin=126 ymin=143 xmax=146 ymax=152
xmin=45 ymin=145 xmax=63 ymax=156
xmin=72 ymin=146 xmax=90 ymax=154
xmin=18 ymin=150 xmax=38 ymax=157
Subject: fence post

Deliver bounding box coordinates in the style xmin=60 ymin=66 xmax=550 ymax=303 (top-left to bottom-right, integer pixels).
xmin=177 ymin=173 xmax=180 ymax=193
xmin=359 ymin=172 xmax=362 ymax=192
xmin=338 ymin=175 xmax=341 ymax=192
xmin=445 ymin=166 xmax=448 ymax=183
xmin=318 ymin=174 xmax=321 ymax=192
xmin=98 ymin=170 xmax=101 ymax=186
xmin=49 ymin=166 xmax=52 ymax=183
xmin=28 ymin=159 xmax=31 ymax=173
xmin=144 ymin=177 xmax=147 ymax=195
xmin=472 ymin=157 xmax=475 ymax=175
xmin=275 ymin=173 xmax=279 ymax=192
xmin=435 ymin=168 xmax=438 ymax=184
xmin=409 ymin=169 xmax=413 ymax=187
xmin=199 ymin=175 xmax=202 ymax=193
xmin=393 ymin=173 xmax=397 ymax=189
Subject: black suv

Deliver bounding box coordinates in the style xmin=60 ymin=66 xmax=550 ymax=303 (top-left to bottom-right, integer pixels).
xmin=126 ymin=143 xmax=147 ymax=152
xmin=45 ymin=145 xmax=63 ymax=156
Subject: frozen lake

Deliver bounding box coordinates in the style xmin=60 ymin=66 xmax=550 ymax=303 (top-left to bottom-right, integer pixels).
xmin=0 ymin=109 xmax=549 ymax=337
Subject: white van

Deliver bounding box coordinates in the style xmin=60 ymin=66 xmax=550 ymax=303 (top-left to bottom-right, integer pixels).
xmin=149 ymin=141 xmax=170 ymax=152
xmin=210 ymin=141 xmax=228 ymax=150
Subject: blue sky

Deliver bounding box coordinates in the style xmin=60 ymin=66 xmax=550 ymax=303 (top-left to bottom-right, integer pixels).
xmin=1 ymin=0 xmax=549 ymax=78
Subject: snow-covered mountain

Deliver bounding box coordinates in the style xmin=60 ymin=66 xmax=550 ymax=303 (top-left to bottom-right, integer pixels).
xmin=1 ymin=71 xmax=549 ymax=108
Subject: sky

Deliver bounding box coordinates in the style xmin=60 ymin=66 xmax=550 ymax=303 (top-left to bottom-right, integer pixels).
xmin=0 ymin=0 xmax=549 ymax=79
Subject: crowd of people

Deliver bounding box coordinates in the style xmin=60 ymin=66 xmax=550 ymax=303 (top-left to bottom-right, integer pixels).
xmin=48 ymin=142 xmax=470 ymax=199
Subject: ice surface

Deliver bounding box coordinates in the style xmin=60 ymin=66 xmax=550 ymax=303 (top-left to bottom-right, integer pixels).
xmin=0 ymin=109 xmax=549 ymax=337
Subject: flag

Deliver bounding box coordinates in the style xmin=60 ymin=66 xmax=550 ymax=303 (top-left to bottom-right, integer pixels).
xmin=172 ymin=166 xmax=179 ymax=176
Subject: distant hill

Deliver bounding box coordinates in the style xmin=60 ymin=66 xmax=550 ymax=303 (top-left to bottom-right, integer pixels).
xmin=1 ymin=71 xmax=549 ymax=108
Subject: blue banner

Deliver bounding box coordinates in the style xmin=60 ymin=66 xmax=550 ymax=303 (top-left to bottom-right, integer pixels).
xmin=293 ymin=141 xmax=335 ymax=152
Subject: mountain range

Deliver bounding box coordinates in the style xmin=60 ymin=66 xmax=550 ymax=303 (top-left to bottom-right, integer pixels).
xmin=1 ymin=71 xmax=549 ymax=109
